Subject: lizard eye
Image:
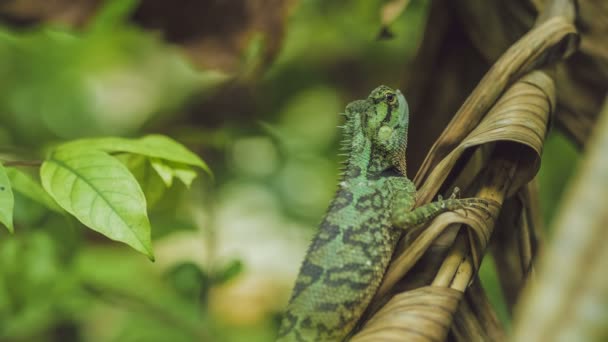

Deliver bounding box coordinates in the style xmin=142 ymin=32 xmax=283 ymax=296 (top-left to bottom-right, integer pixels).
xmin=385 ymin=93 xmax=396 ymax=105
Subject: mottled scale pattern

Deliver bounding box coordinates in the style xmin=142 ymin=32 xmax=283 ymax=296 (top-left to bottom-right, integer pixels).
xmin=278 ymin=176 xmax=414 ymax=341
xmin=276 ymin=85 xmax=486 ymax=341
xmin=277 ymin=85 xmax=414 ymax=341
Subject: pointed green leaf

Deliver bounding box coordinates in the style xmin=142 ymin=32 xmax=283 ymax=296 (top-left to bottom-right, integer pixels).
xmin=149 ymin=159 xmax=198 ymax=188
xmin=40 ymin=149 xmax=153 ymax=259
xmin=5 ymin=168 xmax=64 ymax=213
xmin=172 ymin=165 xmax=197 ymax=188
xmin=87 ymin=0 xmax=139 ymax=33
xmin=0 ymin=163 xmax=14 ymax=232
xmin=58 ymin=135 xmax=211 ymax=176
xmin=150 ymin=158 xmax=174 ymax=187
xmin=124 ymin=155 xmax=167 ymax=209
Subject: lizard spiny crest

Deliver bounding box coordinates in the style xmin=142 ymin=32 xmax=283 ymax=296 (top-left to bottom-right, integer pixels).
xmin=277 ymin=85 xmax=414 ymax=341
xmin=277 ymin=85 xmax=489 ymax=341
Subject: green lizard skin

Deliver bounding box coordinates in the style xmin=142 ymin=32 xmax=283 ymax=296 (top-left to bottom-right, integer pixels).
xmin=276 ymin=86 xmax=487 ymax=341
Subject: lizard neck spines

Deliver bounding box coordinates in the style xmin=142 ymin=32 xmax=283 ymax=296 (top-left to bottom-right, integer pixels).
xmin=277 ymin=85 xmax=411 ymax=341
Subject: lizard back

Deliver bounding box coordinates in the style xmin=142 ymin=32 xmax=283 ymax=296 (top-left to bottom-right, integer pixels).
xmin=277 ymin=85 xmax=411 ymax=341
xmin=277 ymin=176 xmax=410 ymax=341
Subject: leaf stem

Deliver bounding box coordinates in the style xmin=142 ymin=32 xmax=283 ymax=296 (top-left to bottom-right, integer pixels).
xmin=2 ymin=159 xmax=43 ymax=167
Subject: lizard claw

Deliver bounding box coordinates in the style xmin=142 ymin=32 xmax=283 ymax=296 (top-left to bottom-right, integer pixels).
xmin=450 ymin=187 xmax=460 ymax=200
xmin=437 ymin=193 xmax=447 ymax=209
xmin=447 ymin=187 xmax=468 ymax=216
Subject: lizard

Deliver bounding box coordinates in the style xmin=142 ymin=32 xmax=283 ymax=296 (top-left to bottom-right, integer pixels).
xmin=276 ymin=85 xmax=489 ymax=341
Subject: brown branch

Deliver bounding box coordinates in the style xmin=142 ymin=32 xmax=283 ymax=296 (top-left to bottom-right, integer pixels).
xmin=536 ymin=0 xmax=577 ymax=25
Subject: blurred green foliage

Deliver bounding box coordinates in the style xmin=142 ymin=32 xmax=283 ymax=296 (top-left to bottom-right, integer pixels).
xmin=0 ymin=0 xmax=579 ymax=341
xmin=0 ymin=0 xmax=223 ymax=147
xmin=538 ymin=131 xmax=580 ymax=229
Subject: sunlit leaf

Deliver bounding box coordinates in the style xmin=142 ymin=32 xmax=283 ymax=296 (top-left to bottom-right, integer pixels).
xmin=0 ymin=163 xmax=14 ymax=232
xmin=87 ymin=0 xmax=140 ymax=33
xmin=124 ymin=155 xmax=167 ymax=209
xmin=5 ymin=168 xmax=63 ymax=213
xmin=150 ymin=158 xmax=174 ymax=187
xmin=172 ymin=164 xmax=197 ymax=188
xmin=58 ymin=134 xmax=211 ymax=176
xmin=150 ymin=158 xmax=198 ymax=189
xmin=40 ymin=149 xmax=153 ymax=259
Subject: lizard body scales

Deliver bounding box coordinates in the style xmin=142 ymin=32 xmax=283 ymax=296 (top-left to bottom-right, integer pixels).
xmin=277 ymin=86 xmax=486 ymax=341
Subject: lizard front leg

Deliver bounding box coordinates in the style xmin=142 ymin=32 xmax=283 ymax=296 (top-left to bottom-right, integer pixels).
xmin=391 ymin=188 xmax=490 ymax=229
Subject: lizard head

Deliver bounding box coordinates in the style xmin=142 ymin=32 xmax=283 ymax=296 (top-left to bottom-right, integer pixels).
xmin=343 ymin=85 xmax=409 ymax=175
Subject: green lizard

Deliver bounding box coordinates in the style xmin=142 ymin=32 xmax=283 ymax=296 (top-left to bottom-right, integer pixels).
xmin=276 ymin=85 xmax=488 ymax=341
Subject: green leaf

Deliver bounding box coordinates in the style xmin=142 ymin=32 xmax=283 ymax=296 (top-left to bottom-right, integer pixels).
xmin=150 ymin=158 xmax=174 ymax=187
xmin=165 ymin=262 xmax=209 ymax=301
xmin=150 ymin=158 xmax=198 ymax=189
xmin=40 ymin=149 xmax=154 ymax=259
xmin=0 ymin=163 xmax=14 ymax=232
xmin=5 ymin=168 xmax=63 ymax=213
xmin=87 ymin=0 xmax=139 ymax=33
xmin=172 ymin=164 xmax=197 ymax=188
xmin=58 ymin=135 xmax=211 ymax=176
xmin=124 ymin=155 xmax=167 ymax=209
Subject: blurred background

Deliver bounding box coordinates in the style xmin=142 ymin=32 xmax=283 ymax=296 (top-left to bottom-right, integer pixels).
xmin=0 ymin=0 xmax=581 ymax=341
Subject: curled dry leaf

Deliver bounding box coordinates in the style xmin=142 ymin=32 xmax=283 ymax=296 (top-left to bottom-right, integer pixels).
xmin=450 ymin=279 xmax=506 ymax=341
xmin=352 ymin=286 xmax=463 ymax=342
xmin=540 ymin=0 xmax=608 ymax=147
xmin=512 ymin=97 xmax=608 ymax=342
xmin=375 ymin=203 xmax=501 ymax=302
xmin=491 ymin=181 xmax=542 ymax=312
xmin=352 ymin=70 xmax=555 ymax=340
xmin=454 ymin=0 xmax=606 ymax=147
xmin=414 ymin=17 xmax=576 ymax=185
xmin=417 ymin=70 xmax=555 ymax=204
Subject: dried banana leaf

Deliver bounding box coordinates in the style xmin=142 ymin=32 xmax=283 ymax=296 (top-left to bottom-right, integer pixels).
xmin=415 ymin=17 xmax=576 ymax=185
xmin=352 ymin=286 xmax=463 ymax=342
xmin=352 ymin=69 xmax=555 ymax=340
xmin=512 ymin=97 xmax=608 ymax=341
